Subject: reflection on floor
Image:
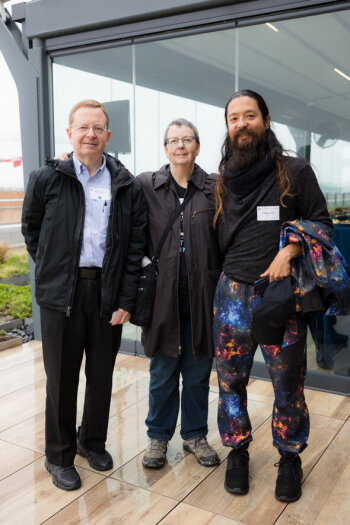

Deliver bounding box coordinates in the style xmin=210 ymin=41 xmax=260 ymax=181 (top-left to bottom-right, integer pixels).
xmin=0 ymin=341 xmax=350 ymax=524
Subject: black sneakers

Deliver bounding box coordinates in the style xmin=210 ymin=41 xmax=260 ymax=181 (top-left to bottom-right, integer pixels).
xmin=275 ymin=454 xmax=303 ymax=502
xmin=224 ymin=447 xmax=250 ymax=494
xmin=45 ymin=459 xmax=81 ymax=491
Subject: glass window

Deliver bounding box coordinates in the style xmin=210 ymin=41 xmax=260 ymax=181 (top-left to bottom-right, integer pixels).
xmin=134 ymin=30 xmax=236 ymax=174
xmin=53 ymin=46 xmax=134 ymax=171
xmin=51 ymin=8 xmax=350 ymax=382
xmin=239 ymin=11 xmax=350 ymax=376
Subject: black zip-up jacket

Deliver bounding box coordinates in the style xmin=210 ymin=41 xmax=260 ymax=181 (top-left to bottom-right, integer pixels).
xmin=22 ymin=153 xmax=147 ymax=316
xmin=138 ymin=164 xmax=223 ymax=360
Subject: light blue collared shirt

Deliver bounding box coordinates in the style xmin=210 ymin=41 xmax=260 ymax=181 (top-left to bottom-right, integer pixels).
xmin=73 ymin=153 xmax=111 ymax=268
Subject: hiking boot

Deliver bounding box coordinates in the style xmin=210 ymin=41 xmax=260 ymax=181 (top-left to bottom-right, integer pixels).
xmin=275 ymin=454 xmax=303 ymax=502
xmin=224 ymin=447 xmax=250 ymax=494
xmin=142 ymin=439 xmax=168 ymax=468
xmin=183 ymin=436 xmax=219 ymax=467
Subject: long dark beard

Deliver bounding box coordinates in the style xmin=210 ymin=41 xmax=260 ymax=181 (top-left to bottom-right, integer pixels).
xmin=225 ymin=129 xmax=268 ymax=173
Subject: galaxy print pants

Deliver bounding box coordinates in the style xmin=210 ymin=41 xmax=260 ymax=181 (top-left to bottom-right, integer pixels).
xmin=213 ymin=273 xmax=310 ymax=454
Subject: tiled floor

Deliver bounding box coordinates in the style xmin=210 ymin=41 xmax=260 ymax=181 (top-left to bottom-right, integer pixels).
xmin=0 ymin=340 xmax=350 ymax=524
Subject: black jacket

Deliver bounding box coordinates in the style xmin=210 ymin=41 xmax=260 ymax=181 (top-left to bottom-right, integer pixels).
xmin=22 ymin=153 xmax=147 ymax=316
xmin=138 ymin=164 xmax=222 ymax=360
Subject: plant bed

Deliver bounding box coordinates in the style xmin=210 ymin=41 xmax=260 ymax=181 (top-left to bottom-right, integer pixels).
xmin=0 ymin=284 xmax=32 ymax=320
xmin=0 ymin=318 xmax=24 ymax=331
xmin=0 ymin=252 xmax=29 ymax=279
xmin=0 ymin=274 xmax=30 ymax=286
xmin=0 ymin=331 xmax=22 ymax=351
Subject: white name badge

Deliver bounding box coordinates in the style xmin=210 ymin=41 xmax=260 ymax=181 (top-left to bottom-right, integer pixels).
xmin=257 ymin=206 xmax=280 ymax=221
xmin=90 ymin=187 xmax=111 ymax=201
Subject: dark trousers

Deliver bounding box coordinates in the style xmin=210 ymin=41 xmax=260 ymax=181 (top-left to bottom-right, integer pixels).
xmin=40 ymin=277 xmax=122 ymax=466
xmin=145 ymin=296 xmax=213 ymax=441
xmin=213 ymin=273 xmax=309 ymax=454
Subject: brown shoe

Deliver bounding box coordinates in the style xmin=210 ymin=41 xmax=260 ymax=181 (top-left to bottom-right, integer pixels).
xmin=183 ymin=436 xmax=219 ymax=467
xmin=142 ymin=439 xmax=168 ymax=468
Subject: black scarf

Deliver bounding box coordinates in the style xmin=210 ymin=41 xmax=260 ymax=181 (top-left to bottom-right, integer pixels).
xmin=225 ymin=154 xmax=274 ymax=199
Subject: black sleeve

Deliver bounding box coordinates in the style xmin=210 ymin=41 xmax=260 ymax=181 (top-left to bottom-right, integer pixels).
xmin=117 ymin=179 xmax=148 ymax=313
xmin=295 ymin=163 xmax=333 ymax=232
xmin=21 ymin=170 xmax=46 ymax=262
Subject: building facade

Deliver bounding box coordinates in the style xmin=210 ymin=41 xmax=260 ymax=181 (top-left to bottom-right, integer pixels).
xmin=1 ymin=0 xmax=349 ymax=393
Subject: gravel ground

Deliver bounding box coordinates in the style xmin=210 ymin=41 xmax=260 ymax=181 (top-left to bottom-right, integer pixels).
xmin=6 ymin=322 xmax=34 ymax=344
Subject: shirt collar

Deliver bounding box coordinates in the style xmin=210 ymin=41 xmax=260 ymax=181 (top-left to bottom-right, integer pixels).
xmin=73 ymin=153 xmax=106 ymax=177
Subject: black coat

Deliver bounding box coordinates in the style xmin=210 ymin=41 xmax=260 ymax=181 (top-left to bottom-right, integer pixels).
xmin=138 ymin=164 xmax=222 ymax=360
xmin=22 ymin=154 xmax=147 ymax=317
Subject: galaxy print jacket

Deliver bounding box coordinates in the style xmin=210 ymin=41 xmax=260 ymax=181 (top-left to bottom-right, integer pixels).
xmin=280 ymin=220 xmax=350 ymax=316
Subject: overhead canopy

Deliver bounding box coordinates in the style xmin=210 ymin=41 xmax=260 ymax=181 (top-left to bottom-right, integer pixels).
xmin=54 ymin=9 xmax=350 ymax=143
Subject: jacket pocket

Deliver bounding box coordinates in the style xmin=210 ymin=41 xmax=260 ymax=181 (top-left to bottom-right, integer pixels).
xmin=192 ymin=208 xmax=214 ymax=219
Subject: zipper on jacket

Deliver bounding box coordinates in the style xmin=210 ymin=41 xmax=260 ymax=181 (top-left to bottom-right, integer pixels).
xmin=170 ymin=185 xmax=182 ymax=355
xmin=192 ymin=208 xmax=214 ymax=219
xmin=64 ymin=175 xmax=86 ymax=317
xmin=184 ymin=206 xmax=196 ymax=357
xmin=100 ymin=177 xmax=134 ymax=315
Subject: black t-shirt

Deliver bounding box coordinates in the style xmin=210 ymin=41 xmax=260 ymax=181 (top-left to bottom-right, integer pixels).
xmin=220 ymin=157 xmax=332 ymax=284
xmin=171 ymin=176 xmax=189 ymax=297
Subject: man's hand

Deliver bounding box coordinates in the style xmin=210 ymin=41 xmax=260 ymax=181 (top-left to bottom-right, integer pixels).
xmin=260 ymin=244 xmax=302 ymax=282
xmin=54 ymin=152 xmax=70 ymax=161
xmin=110 ymin=308 xmax=131 ymax=325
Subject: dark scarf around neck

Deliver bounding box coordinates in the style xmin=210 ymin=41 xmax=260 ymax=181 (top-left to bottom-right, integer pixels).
xmin=225 ymin=154 xmax=275 ymax=199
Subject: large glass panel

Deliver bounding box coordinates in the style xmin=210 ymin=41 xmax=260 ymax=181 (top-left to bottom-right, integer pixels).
xmin=51 ymin=9 xmax=350 ymax=385
xmin=52 ymin=47 xmax=139 ymax=351
xmin=239 ymin=11 xmax=350 ymax=377
xmin=53 ymin=46 xmax=134 ymax=171
xmin=134 ymin=30 xmax=236 ymax=174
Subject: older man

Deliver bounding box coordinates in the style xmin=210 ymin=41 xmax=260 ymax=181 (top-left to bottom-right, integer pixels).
xmin=22 ymin=100 xmax=147 ymax=490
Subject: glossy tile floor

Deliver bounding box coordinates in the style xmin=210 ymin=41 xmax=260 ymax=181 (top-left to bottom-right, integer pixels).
xmin=1 ymin=341 xmax=350 ymax=525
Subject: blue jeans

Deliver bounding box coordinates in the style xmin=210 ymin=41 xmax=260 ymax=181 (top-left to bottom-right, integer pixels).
xmin=145 ymin=297 xmax=213 ymax=441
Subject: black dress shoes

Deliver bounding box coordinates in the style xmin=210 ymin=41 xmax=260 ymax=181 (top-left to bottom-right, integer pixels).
xmin=77 ymin=439 xmax=113 ymax=471
xmin=45 ymin=459 xmax=81 ymax=491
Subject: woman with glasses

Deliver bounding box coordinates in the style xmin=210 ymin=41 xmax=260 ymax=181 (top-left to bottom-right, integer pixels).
xmin=138 ymin=118 xmax=222 ymax=469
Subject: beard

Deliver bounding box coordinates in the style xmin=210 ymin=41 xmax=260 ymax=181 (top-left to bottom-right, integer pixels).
xmin=225 ymin=128 xmax=268 ymax=173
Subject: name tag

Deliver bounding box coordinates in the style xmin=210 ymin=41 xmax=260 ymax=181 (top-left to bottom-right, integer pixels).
xmin=257 ymin=206 xmax=280 ymax=221
xmin=90 ymin=187 xmax=111 ymax=201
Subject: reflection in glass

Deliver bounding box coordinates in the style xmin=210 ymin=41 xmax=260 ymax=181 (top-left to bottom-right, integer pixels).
xmin=51 ymin=9 xmax=350 ymax=379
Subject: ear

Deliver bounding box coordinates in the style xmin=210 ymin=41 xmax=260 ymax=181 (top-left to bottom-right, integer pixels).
xmin=106 ymin=129 xmax=112 ymax=145
xmin=265 ymin=115 xmax=271 ymax=130
xmin=196 ymin=143 xmax=200 ymax=157
xmin=66 ymin=127 xmax=73 ymax=145
xmin=164 ymin=145 xmax=170 ymax=160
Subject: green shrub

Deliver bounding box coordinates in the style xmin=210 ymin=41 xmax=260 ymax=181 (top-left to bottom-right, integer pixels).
xmin=0 ymin=252 xmax=29 ymax=279
xmin=0 ymin=284 xmax=32 ymax=319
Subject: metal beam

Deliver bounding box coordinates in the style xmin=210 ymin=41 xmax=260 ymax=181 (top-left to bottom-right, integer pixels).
xmin=0 ymin=13 xmax=52 ymax=339
xmin=12 ymin=0 xmax=350 ymax=41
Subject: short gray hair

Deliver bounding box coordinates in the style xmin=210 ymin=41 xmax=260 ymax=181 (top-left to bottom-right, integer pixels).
xmin=163 ymin=118 xmax=200 ymax=145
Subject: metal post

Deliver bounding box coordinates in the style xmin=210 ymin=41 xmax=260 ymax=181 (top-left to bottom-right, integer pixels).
xmin=0 ymin=12 xmax=52 ymax=339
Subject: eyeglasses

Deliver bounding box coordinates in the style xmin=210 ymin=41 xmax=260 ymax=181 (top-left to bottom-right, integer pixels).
xmin=71 ymin=125 xmax=108 ymax=135
xmin=165 ymin=136 xmax=197 ymax=146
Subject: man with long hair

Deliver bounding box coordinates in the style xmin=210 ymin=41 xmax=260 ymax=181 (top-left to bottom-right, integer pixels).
xmin=213 ymin=90 xmax=332 ymax=502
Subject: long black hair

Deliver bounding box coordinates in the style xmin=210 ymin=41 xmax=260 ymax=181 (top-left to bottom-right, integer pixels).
xmin=214 ymin=90 xmax=292 ymax=226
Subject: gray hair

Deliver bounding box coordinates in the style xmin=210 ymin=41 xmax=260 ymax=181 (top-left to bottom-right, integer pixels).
xmin=163 ymin=118 xmax=200 ymax=145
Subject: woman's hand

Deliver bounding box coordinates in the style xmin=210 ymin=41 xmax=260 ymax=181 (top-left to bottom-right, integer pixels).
xmin=110 ymin=308 xmax=131 ymax=325
xmin=260 ymin=244 xmax=302 ymax=282
xmin=54 ymin=152 xmax=70 ymax=161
